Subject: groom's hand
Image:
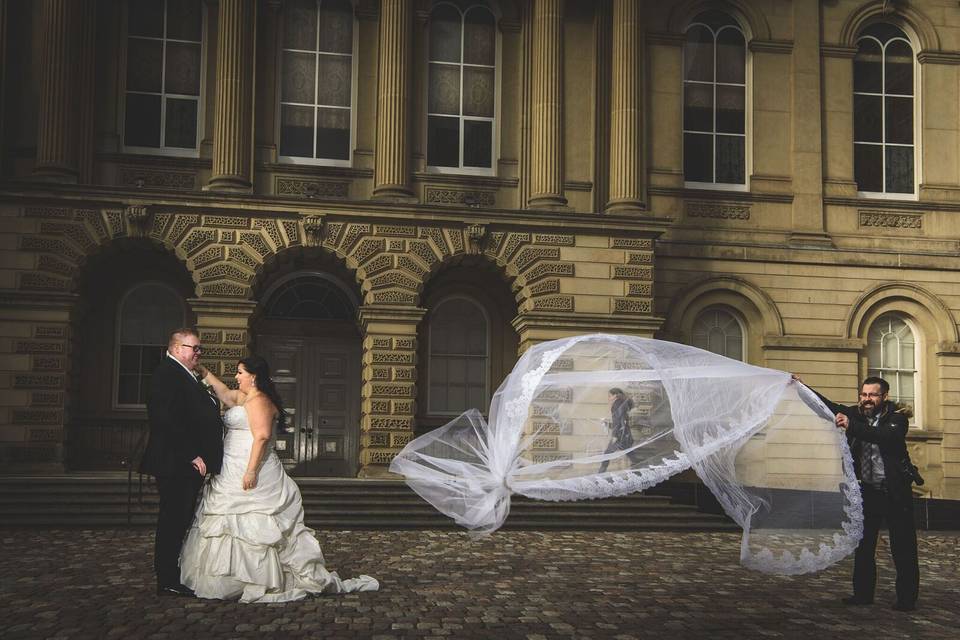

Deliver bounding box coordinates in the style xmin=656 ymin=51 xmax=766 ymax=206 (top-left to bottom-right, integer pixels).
xmin=192 ymin=456 xmax=207 ymax=476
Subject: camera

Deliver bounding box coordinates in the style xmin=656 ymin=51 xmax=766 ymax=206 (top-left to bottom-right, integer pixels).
xmin=900 ymin=458 xmax=925 ymax=486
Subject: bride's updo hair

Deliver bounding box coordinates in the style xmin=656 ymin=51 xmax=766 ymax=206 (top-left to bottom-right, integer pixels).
xmin=238 ymin=354 xmax=288 ymax=430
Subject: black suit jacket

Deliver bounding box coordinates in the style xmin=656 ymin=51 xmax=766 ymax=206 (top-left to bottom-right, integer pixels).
xmin=139 ymin=356 xmax=224 ymax=477
xmin=812 ymin=391 xmax=913 ymax=505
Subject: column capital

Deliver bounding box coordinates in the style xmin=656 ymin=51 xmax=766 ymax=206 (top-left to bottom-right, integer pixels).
xmin=358 ymin=305 xmax=427 ymax=330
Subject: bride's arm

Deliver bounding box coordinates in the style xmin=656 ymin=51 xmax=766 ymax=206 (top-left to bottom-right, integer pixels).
xmin=242 ymin=396 xmax=275 ymax=491
xmin=196 ymin=365 xmax=243 ymax=408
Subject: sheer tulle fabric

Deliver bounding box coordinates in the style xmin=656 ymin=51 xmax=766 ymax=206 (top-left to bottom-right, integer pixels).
xmin=391 ymin=334 xmax=863 ymax=575
xmin=181 ymin=406 xmax=378 ymax=602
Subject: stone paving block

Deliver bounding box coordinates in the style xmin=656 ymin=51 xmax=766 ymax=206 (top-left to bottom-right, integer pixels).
xmin=0 ymin=529 xmax=958 ymax=639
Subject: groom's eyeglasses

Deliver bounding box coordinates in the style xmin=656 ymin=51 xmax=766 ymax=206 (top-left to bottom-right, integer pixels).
xmin=179 ymin=343 xmax=204 ymax=354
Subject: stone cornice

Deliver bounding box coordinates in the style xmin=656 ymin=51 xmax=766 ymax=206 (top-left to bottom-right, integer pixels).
xmin=749 ymin=39 xmax=793 ymax=55
xmin=0 ymin=184 xmax=674 ymax=235
xmin=0 ymin=290 xmax=79 ymax=311
xmin=917 ymin=50 xmax=960 ymax=65
xmin=187 ymin=298 xmax=258 ymax=316
xmin=761 ymin=335 xmax=864 ymax=352
xmin=820 ymin=44 xmax=857 ymax=59
xmin=646 ymin=31 xmax=685 ymax=47
xmin=358 ymin=305 xmax=427 ymax=327
xmin=648 ymin=186 xmax=793 ymax=204
xmin=512 ymin=311 xmax=664 ymax=335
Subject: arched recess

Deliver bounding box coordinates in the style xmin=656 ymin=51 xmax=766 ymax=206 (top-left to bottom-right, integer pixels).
xmin=661 ymin=276 xmax=783 ymax=365
xmin=844 ymin=282 xmax=957 ymax=429
xmin=68 ymin=238 xmax=196 ymax=470
xmin=666 ymin=0 xmax=769 ymax=41
xmin=415 ymin=254 xmax=519 ymax=433
xmin=837 ymin=1 xmax=940 ymax=52
xmin=248 ymin=246 xmax=364 ymax=477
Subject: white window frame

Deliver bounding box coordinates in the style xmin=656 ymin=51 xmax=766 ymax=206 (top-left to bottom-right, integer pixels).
xmin=121 ymin=0 xmax=206 ymax=158
xmin=867 ymin=313 xmax=921 ymax=426
xmin=854 ymin=27 xmax=919 ymax=201
xmin=682 ymin=18 xmax=750 ymax=192
xmin=425 ymin=2 xmax=500 ymax=176
xmin=113 ymin=281 xmax=186 ymax=410
xmin=691 ymin=306 xmax=746 ymax=361
xmin=276 ymin=0 xmax=359 ymax=167
xmin=427 ymin=295 xmax=491 ymax=416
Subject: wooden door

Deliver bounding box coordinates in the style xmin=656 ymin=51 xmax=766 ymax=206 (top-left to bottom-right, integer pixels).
xmin=257 ymin=335 xmax=360 ymax=476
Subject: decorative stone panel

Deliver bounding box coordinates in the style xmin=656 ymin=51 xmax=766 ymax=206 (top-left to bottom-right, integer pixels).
xmin=370 ymin=400 xmax=391 ymax=414
xmin=281 ymin=220 xmax=302 ymax=245
xmin=368 ymin=432 xmax=390 ymax=447
xmin=362 ymin=254 xmax=394 ymax=277
xmin=227 ymin=246 xmax=259 ymax=270
xmin=514 ymin=246 xmax=560 ymax=272
xmin=31 ymin=392 xmax=63 ymax=405
xmin=353 ymin=238 xmax=386 ymax=264
xmin=24 ymin=206 xmax=71 ymax=218
xmin=371 ymin=290 xmax=417 ymax=305
xmin=339 ymin=223 xmax=372 ymax=253
xmin=75 ymin=209 xmax=109 ymax=241
xmin=105 ymin=209 xmax=124 ymax=237
xmin=198 ymin=263 xmax=251 ymax=283
xmin=20 ymin=236 xmax=82 ymax=264
xmin=118 ymin=166 xmax=196 ymax=190
xmin=239 ymin=231 xmax=271 ymax=258
xmin=685 ymin=200 xmax=751 ymax=220
xmin=33 ymin=357 xmax=64 ymax=371
xmin=37 ymin=255 xmax=74 ymax=276
xmin=419 ymin=227 xmax=451 ymax=258
xmin=858 ymin=210 xmax=922 ymax=229
xmin=626 ymin=252 xmax=653 ymax=264
xmin=39 ymin=221 xmax=95 ymax=250
xmin=423 ymin=186 xmax=495 ymax=207
xmin=191 ymin=246 xmax=226 ymax=270
xmin=533 ymin=233 xmax=574 ymax=246
xmin=20 ymin=273 xmax=70 ymax=291
xmin=500 ymin=232 xmax=531 ymax=262
xmin=374 ymin=224 xmax=416 ymax=237
xmin=166 ymin=214 xmax=200 ymax=245
xmin=15 ymin=341 xmax=64 ymax=354
xmin=532 ymin=295 xmax=574 ymax=311
xmin=397 ymin=255 xmax=427 ymax=277
xmin=614 ymin=298 xmax=653 ymax=314
xmin=274 ymin=176 xmax=349 ymax=198
xmin=392 ymin=400 xmax=414 ymax=414
xmin=409 ymin=240 xmax=441 ymax=266
xmin=525 ymin=262 xmax=574 ymax=283
xmin=14 ymin=374 xmax=63 ymax=388
xmin=34 ymin=326 xmax=66 ymax=338
xmin=613 ymin=265 xmax=652 ymax=280
xmin=253 ymin=219 xmax=286 ymax=250
xmin=12 ymin=409 xmax=62 ymax=424
xmin=370 ymin=271 xmax=418 ymax=291
xmin=199 ymin=282 xmax=247 ymax=297
xmin=627 ymin=282 xmax=653 ymax=297
xmin=529 ymin=279 xmax=560 ymax=296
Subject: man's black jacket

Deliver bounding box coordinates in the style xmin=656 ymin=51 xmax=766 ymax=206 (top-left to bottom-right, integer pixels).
xmin=812 ymin=391 xmax=913 ymax=506
xmin=139 ymin=356 xmax=224 ymax=477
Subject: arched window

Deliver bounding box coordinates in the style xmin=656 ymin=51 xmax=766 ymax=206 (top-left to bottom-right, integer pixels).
xmin=867 ymin=313 xmax=916 ymax=412
xmin=427 ymin=2 xmax=497 ymax=172
xmin=683 ymin=11 xmax=746 ymax=188
xmin=263 ymin=274 xmax=356 ymax=321
xmin=279 ymin=0 xmax=355 ymax=163
xmin=854 ymin=24 xmax=915 ymax=196
xmin=116 ymin=283 xmax=186 ymax=406
xmin=124 ymin=0 xmax=204 ymax=153
xmin=691 ymin=307 xmax=744 ymax=361
xmin=428 ymin=297 xmax=489 ymax=413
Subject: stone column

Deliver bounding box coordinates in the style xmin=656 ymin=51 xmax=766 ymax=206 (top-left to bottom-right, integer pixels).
xmin=357 ymin=305 xmax=425 ymax=476
xmin=207 ymin=0 xmax=256 ymax=192
xmin=33 ymin=0 xmax=80 ymax=182
xmin=606 ymin=0 xmax=644 ymax=213
xmin=373 ymin=0 xmax=414 ymax=200
xmin=527 ymin=0 xmax=566 ymax=208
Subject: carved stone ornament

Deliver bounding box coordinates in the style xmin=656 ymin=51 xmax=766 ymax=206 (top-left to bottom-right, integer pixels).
xmin=466 ymin=223 xmax=487 ymax=254
xmin=125 ymin=205 xmax=152 ymax=237
xmin=303 ymin=215 xmax=326 ymax=247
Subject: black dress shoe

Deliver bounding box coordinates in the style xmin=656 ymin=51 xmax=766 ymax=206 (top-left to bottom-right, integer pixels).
xmin=841 ymin=596 xmax=873 ymax=606
xmin=891 ymin=601 xmax=916 ymax=612
xmin=157 ymin=583 xmax=195 ymax=597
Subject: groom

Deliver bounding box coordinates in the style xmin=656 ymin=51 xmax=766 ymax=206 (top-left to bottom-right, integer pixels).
xmin=139 ymin=328 xmax=224 ymax=596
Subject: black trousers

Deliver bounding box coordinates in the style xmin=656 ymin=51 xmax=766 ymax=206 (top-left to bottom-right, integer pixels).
xmin=153 ymin=473 xmax=203 ymax=587
xmin=853 ymin=483 xmax=919 ymax=605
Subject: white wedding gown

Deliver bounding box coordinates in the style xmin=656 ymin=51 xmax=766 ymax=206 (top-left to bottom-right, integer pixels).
xmin=180 ymin=405 xmax=379 ymax=603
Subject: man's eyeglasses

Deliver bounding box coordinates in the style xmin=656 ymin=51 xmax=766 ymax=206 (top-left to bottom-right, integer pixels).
xmin=859 ymin=392 xmax=883 ymax=399
xmin=179 ymin=343 xmax=203 ymax=354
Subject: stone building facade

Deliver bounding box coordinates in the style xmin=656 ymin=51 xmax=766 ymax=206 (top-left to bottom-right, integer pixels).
xmin=0 ymin=0 xmax=957 ymax=498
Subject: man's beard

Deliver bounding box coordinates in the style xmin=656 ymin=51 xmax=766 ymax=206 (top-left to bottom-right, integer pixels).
xmin=858 ymin=401 xmax=878 ymax=417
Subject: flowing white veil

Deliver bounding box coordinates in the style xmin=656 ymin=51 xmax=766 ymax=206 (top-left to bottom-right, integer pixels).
xmin=390 ymin=334 xmax=863 ymax=574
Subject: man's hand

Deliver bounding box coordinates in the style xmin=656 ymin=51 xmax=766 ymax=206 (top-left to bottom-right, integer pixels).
xmin=835 ymin=413 xmax=849 ymax=430
xmin=192 ymin=456 xmax=207 ymax=476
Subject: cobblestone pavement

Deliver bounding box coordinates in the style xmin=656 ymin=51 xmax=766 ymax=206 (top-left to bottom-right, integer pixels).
xmin=0 ymin=529 xmax=957 ymax=640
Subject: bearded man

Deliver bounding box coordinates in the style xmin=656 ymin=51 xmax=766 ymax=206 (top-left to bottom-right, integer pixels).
xmin=797 ymin=375 xmax=920 ymax=612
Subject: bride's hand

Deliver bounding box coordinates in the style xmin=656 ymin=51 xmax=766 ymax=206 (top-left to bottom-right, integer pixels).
xmin=242 ymin=471 xmax=258 ymax=490
xmin=196 ymin=364 xmax=209 ymax=379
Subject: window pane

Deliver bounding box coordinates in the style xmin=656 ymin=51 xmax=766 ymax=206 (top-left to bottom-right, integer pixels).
xmin=127 ymin=38 xmax=163 ymax=93
xmin=885 ymin=145 xmax=914 ymax=193
xmin=684 ymin=25 xmax=713 ymax=82
xmin=854 ymin=143 xmax=883 ymax=192
xmin=128 ymin=0 xmax=163 ymax=38
xmin=716 ymin=85 xmax=744 ymax=134
xmin=430 ymin=5 xmax=462 ymax=63
xmin=165 ymin=42 xmax=202 ymax=95
xmin=683 ymin=133 xmax=712 ymax=182
xmin=316 ymin=107 xmax=350 ymax=160
xmin=428 ymin=63 xmax=461 ymax=115
xmin=118 ymin=375 xmax=140 ymax=404
xmin=317 ymin=54 xmax=352 ymax=106
xmin=854 ymin=39 xmax=882 ymax=93
xmin=428 ymin=116 xmax=460 ymax=167
xmin=164 ymin=98 xmax=198 ymax=148
xmin=142 ymin=346 xmax=164 ymax=372
xmin=463 ymin=67 xmax=494 ymax=117
xmin=125 ymin=94 xmax=162 ymax=147
xmin=715 ymin=27 xmax=745 ymax=84
xmin=464 ymin=7 xmax=495 ymax=66
xmin=141 ymin=375 xmax=153 ymax=404
xmin=853 ymin=94 xmax=882 ymax=142
xmin=447 ymin=384 xmax=465 ymax=411
xmin=885 ymin=40 xmax=913 ymax=95
xmin=463 ymin=120 xmax=492 ymax=168
xmin=280 ymin=105 xmax=314 ymax=157
xmin=683 ymin=83 xmax=713 ymax=132
xmin=282 ymin=51 xmax=317 ymax=103
xmin=900 ymin=340 xmax=915 ymax=370
xmin=119 ymin=346 xmax=140 ymax=375
xmin=166 ymin=0 xmax=202 ymax=42
xmin=284 ymin=0 xmax=318 ymax=50
xmin=716 ymin=135 xmax=745 ymax=184
xmin=319 ymin=0 xmax=353 ymax=54
xmin=885 ymin=96 xmax=913 ymax=144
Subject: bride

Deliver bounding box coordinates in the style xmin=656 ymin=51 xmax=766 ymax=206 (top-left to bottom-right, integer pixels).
xmin=180 ymin=355 xmax=378 ymax=603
